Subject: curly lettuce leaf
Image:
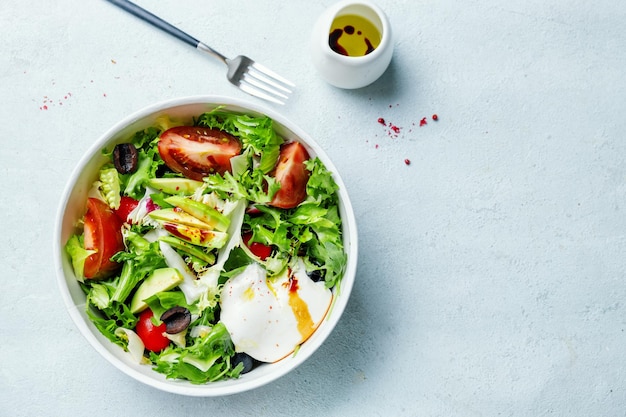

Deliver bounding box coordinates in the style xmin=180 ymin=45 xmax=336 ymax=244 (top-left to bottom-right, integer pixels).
xmin=119 ymin=127 xmax=164 ymax=199
xmin=304 ymin=157 xmax=340 ymax=205
xmin=239 ymin=157 xmax=347 ymax=286
xmin=150 ymin=322 xmax=241 ymax=384
xmin=202 ymin=168 xmax=280 ymax=205
xmin=109 ymin=231 xmax=167 ymax=304
xmin=99 ymin=166 xmax=122 ymax=209
xmin=86 ymin=303 xmax=138 ymax=347
xmin=197 ymin=110 xmax=284 ymax=173
xmin=64 ymin=234 xmax=96 ymax=283
xmin=302 ymin=158 xmax=346 ymax=287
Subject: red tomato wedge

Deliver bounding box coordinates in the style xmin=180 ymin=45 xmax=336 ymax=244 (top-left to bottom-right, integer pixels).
xmin=83 ymin=198 xmax=125 ymax=279
xmin=269 ymin=142 xmax=311 ymax=209
xmin=135 ymin=309 xmax=170 ymax=352
xmin=242 ymin=231 xmax=273 ymax=260
xmin=158 ymin=126 xmax=242 ymax=181
xmin=114 ymin=196 xmax=139 ymax=223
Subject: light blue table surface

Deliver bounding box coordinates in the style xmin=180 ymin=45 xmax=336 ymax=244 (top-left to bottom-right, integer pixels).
xmin=2 ymin=0 xmax=625 ymax=415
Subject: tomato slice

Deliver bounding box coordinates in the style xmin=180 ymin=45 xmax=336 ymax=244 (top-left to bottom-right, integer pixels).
xmin=114 ymin=196 xmax=139 ymax=223
xmin=242 ymin=231 xmax=273 ymax=260
xmin=83 ymin=198 xmax=125 ymax=279
xmin=158 ymin=126 xmax=242 ymax=180
xmin=269 ymin=142 xmax=310 ymax=209
xmin=135 ymin=309 xmax=170 ymax=352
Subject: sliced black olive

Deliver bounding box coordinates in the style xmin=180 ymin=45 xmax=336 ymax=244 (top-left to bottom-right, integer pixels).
xmin=232 ymin=352 xmax=257 ymax=374
xmin=307 ymin=269 xmax=325 ymax=282
xmin=113 ymin=143 xmax=138 ymax=174
xmin=160 ymin=306 xmax=191 ymax=334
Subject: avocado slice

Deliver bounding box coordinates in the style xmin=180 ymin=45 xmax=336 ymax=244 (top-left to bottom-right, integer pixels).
xmin=146 ymin=178 xmax=204 ymax=194
xmin=165 ymin=196 xmax=230 ymax=232
xmin=160 ymin=222 xmax=228 ymax=249
xmin=149 ymin=208 xmax=213 ymax=230
xmin=158 ymin=235 xmax=216 ymax=264
xmin=130 ymin=267 xmax=184 ymax=314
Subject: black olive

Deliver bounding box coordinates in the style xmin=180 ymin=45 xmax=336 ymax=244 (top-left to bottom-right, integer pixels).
xmin=232 ymin=352 xmax=256 ymax=374
xmin=160 ymin=306 xmax=191 ymax=334
xmin=155 ymin=163 xmax=168 ymax=177
xmin=113 ymin=143 xmax=138 ymax=174
xmin=307 ymin=269 xmax=325 ymax=282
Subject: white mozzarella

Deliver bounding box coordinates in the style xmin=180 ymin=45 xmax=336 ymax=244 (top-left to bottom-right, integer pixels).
xmin=219 ymin=260 xmax=332 ymax=363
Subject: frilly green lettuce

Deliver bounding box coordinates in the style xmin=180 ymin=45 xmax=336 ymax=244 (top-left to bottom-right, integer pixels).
xmin=99 ymin=167 xmax=121 ymax=209
xmin=197 ymin=109 xmax=284 ymax=174
xmin=64 ymin=234 xmax=96 ymax=283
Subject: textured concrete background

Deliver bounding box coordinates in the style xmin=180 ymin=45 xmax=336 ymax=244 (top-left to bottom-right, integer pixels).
xmin=2 ymin=0 xmax=625 ymax=415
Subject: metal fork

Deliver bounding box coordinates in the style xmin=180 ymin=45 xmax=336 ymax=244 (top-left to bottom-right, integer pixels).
xmin=106 ymin=0 xmax=294 ymax=105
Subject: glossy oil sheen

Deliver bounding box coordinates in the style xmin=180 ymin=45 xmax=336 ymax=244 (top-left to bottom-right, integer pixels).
xmin=329 ymin=14 xmax=381 ymax=56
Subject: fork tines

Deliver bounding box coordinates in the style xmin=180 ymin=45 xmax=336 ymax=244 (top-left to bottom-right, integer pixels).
xmin=240 ymin=63 xmax=295 ymax=105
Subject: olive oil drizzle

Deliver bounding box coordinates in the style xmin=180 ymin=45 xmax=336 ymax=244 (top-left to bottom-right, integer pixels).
xmin=328 ymin=14 xmax=381 ymax=57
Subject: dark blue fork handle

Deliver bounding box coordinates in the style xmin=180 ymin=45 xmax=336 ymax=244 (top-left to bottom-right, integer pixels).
xmin=106 ymin=0 xmax=199 ymax=48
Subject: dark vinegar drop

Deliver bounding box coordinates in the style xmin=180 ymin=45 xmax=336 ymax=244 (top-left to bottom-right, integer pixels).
xmin=365 ymin=38 xmax=375 ymax=55
xmin=329 ymin=28 xmax=348 ymax=55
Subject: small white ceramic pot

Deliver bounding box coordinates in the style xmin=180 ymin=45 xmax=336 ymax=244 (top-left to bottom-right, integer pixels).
xmin=311 ymin=0 xmax=393 ymax=89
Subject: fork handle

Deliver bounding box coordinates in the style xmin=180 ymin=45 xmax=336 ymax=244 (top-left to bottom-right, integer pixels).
xmin=106 ymin=0 xmax=200 ymax=48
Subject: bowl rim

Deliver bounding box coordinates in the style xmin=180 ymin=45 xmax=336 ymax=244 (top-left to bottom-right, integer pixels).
xmin=53 ymin=95 xmax=358 ymax=396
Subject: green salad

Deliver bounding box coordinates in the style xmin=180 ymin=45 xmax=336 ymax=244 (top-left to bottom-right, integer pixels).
xmin=65 ymin=108 xmax=347 ymax=383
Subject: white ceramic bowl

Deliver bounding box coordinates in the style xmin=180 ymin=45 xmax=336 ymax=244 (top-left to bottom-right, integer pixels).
xmin=53 ymin=96 xmax=358 ymax=396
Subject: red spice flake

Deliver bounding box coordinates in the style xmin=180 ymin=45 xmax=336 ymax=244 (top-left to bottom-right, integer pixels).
xmin=419 ymin=117 xmax=427 ymax=127
xmin=40 ymin=91 xmax=74 ymax=110
xmin=404 ymin=159 xmax=411 ymax=165
xmin=103 ymin=93 xmax=107 ymax=97
xmin=377 ymin=117 xmax=402 ymax=138
xmin=375 ymin=144 xmax=379 ymax=149
xmin=432 ymin=114 xmax=438 ymax=121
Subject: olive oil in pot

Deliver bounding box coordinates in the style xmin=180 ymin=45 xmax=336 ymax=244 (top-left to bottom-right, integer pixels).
xmin=329 ymin=14 xmax=381 ymax=56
